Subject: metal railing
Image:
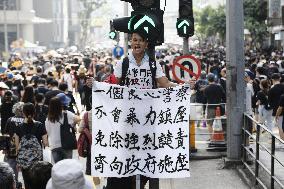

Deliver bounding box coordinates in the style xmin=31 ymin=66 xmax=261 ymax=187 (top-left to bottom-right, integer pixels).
xmin=242 ymin=113 xmax=284 ymax=189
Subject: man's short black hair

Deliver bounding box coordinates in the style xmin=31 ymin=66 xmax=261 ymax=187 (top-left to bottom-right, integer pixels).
xmin=0 ymin=162 xmax=15 ymax=189
xmin=35 ymin=93 xmax=45 ymax=103
xmin=271 ymin=73 xmax=281 ymax=80
xmin=59 ymin=83 xmax=68 ymax=92
xmin=50 ymin=79 xmax=58 ymax=87
xmin=131 ymin=32 xmax=148 ymax=42
xmin=27 ymin=161 xmax=52 ymax=189
xmin=38 ymin=78 xmax=46 ymax=85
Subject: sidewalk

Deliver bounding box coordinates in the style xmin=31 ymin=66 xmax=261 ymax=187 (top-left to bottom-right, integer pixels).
xmin=159 ymin=158 xmax=249 ymax=189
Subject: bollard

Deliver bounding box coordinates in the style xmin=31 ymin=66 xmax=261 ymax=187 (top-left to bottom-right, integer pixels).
xmin=190 ymin=121 xmax=197 ymax=153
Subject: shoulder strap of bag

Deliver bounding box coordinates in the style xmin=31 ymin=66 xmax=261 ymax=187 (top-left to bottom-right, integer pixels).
xmin=63 ymin=112 xmax=69 ymax=125
xmin=120 ymin=57 xmax=129 ymax=86
xmin=83 ymin=112 xmax=89 ymax=129
xmin=149 ymin=57 xmax=157 ymax=89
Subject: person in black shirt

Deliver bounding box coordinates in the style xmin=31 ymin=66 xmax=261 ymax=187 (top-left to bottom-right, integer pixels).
xmin=14 ymin=103 xmax=48 ymax=189
xmin=58 ymin=83 xmax=78 ymax=114
xmin=268 ymin=73 xmax=284 ymax=117
xmin=36 ymin=78 xmax=49 ymax=95
xmin=0 ymin=91 xmax=16 ymax=134
xmin=204 ymin=73 xmax=226 ymax=138
xmin=194 ymin=71 xmax=208 ymax=117
xmin=44 ymin=80 xmax=61 ymax=106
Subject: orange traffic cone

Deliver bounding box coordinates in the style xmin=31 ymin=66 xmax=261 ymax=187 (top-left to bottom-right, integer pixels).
xmin=211 ymin=107 xmax=225 ymax=142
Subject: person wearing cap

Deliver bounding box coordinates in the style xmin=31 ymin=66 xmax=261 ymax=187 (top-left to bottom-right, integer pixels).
xmin=0 ymin=61 xmax=7 ymax=74
xmin=45 ymin=93 xmax=80 ymax=163
xmin=46 ymin=159 xmax=93 ymax=189
xmin=5 ymin=72 xmax=14 ymax=90
xmin=204 ymin=73 xmax=226 ymax=139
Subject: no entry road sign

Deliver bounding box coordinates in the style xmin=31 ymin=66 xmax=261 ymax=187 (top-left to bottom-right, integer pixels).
xmin=172 ymin=55 xmax=201 ymax=83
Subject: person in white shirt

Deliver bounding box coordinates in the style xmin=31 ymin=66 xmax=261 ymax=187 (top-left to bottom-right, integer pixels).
xmin=45 ymin=93 xmax=80 ymax=163
xmin=62 ymin=68 xmax=73 ymax=92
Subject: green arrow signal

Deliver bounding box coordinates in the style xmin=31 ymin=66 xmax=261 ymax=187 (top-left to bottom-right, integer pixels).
xmin=134 ymin=15 xmax=155 ymax=32
xmin=109 ymin=32 xmax=116 ymax=39
xmin=178 ymin=20 xmax=190 ymax=29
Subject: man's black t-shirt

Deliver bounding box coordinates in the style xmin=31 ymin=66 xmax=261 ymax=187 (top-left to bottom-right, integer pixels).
xmin=15 ymin=121 xmax=47 ymax=146
xmin=204 ymin=83 xmax=226 ymax=109
xmin=36 ymin=86 xmax=49 ymax=95
xmin=5 ymin=116 xmax=24 ymax=136
xmin=0 ymin=102 xmax=15 ymax=134
xmin=194 ymin=79 xmax=208 ymax=103
xmin=268 ymin=83 xmax=284 ymax=116
xmin=5 ymin=80 xmax=13 ymax=89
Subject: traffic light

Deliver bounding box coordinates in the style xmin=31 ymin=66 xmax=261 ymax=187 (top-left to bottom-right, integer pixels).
xmin=109 ymin=20 xmax=119 ymax=41
xmin=112 ymin=0 xmax=164 ymax=45
xmin=128 ymin=9 xmax=164 ymax=45
xmin=177 ymin=0 xmax=194 ymax=38
xmin=120 ymin=0 xmax=160 ymax=10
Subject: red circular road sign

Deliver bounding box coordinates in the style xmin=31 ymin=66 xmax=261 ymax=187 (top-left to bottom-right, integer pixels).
xmin=172 ymin=55 xmax=201 ymax=83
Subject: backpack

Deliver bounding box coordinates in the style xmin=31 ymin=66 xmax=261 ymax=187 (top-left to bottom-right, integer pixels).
xmin=77 ymin=112 xmax=92 ymax=158
xmin=34 ymin=105 xmax=48 ymax=126
xmin=120 ymin=56 xmax=157 ymax=89
xmin=16 ymin=123 xmax=43 ymax=169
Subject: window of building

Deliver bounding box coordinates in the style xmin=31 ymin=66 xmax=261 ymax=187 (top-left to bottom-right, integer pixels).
xmin=0 ymin=0 xmax=17 ymax=10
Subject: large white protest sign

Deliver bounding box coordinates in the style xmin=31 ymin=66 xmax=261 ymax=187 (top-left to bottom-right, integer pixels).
xmin=91 ymin=82 xmax=191 ymax=178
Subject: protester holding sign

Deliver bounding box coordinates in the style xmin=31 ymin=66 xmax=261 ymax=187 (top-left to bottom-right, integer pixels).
xmin=89 ymin=32 xmax=185 ymax=189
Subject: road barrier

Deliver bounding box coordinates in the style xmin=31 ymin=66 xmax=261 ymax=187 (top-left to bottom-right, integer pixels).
xmin=189 ymin=103 xmax=227 ymax=152
xmin=242 ymin=113 xmax=284 ymax=189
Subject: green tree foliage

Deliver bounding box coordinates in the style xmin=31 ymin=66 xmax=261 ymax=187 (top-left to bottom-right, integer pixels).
xmin=78 ymin=0 xmax=106 ymax=48
xmin=243 ymin=0 xmax=268 ymax=48
xmin=195 ymin=6 xmax=226 ymax=44
xmin=196 ymin=0 xmax=268 ymax=47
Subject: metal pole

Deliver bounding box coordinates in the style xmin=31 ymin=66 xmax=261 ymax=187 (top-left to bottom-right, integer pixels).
xmin=16 ymin=0 xmax=20 ymax=39
xmin=183 ymin=37 xmax=189 ymax=55
xmin=4 ymin=0 xmax=8 ymax=54
xmin=225 ymin=0 xmax=245 ymax=162
xmin=123 ymin=2 xmax=128 ymax=56
xmin=147 ymin=44 xmax=159 ymax=189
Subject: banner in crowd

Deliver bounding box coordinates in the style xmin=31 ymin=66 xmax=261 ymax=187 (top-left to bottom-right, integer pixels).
xmin=91 ymin=82 xmax=191 ymax=178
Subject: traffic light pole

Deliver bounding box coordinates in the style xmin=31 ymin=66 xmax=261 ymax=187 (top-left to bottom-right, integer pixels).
xmin=225 ymin=0 xmax=245 ymax=165
xmin=123 ymin=2 xmax=129 ymax=55
xmin=183 ymin=37 xmax=189 ymax=55
xmin=146 ymin=43 xmax=160 ymax=189
xmin=148 ymin=44 xmax=159 ymax=189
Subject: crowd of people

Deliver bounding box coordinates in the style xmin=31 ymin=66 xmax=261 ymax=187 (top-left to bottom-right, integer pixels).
xmin=0 ymin=34 xmax=284 ymax=189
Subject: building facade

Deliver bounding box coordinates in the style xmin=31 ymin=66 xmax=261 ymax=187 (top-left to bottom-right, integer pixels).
xmin=0 ymin=0 xmax=49 ymax=53
xmin=34 ymin=0 xmax=70 ymax=49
